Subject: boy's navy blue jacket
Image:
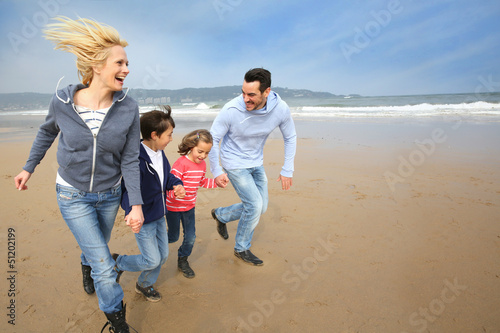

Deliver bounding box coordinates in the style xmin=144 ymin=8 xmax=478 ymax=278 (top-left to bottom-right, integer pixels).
xmin=121 ymin=143 xmax=183 ymax=224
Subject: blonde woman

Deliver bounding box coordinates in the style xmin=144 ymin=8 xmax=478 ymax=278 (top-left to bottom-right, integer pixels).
xmin=14 ymin=17 xmax=143 ymax=332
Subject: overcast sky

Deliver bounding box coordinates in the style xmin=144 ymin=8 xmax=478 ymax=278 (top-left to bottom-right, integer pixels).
xmin=1 ymin=0 xmax=499 ymax=96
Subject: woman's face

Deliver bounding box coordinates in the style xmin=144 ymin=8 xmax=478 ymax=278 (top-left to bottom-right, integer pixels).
xmin=94 ymin=45 xmax=129 ymax=92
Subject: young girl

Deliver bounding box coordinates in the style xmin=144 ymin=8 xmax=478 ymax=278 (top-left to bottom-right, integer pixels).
xmin=116 ymin=106 xmax=185 ymax=301
xmin=166 ymin=129 xmax=220 ymax=278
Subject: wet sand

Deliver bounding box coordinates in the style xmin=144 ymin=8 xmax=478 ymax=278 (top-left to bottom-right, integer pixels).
xmin=1 ymin=115 xmax=499 ymax=332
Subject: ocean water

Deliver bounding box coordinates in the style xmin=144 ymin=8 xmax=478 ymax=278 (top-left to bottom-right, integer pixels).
xmin=1 ymin=92 xmax=499 ymax=120
xmin=2 ymin=92 xmax=500 ymax=158
xmin=141 ymin=92 xmax=500 ymax=120
xmin=287 ymin=92 xmax=500 ymax=119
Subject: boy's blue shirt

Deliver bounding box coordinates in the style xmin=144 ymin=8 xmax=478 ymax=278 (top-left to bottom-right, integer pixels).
xmin=209 ymin=91 xmax=297 ymax=178
xmin=121 ymin=143 xmax=183 ymax=224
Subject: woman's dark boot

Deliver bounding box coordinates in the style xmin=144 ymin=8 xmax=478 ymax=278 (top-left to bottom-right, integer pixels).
xmin=101 ymin=302 xmax=132 ymax=333
xmin=81 ymin=263 xmax=95 ymax=294
xmin=178 ymin=256 xmax=195 ymax=278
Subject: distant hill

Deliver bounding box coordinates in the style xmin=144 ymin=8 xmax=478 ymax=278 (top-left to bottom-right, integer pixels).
xmin=0 ymin=86 xmax=340 ymax=111
xmin=0 ymin=92 xmax=52 ymax=111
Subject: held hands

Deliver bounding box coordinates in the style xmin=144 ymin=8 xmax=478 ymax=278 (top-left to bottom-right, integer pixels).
xmin=277 ymin=174 xmax=293 ymax=191
xmin=215 ymin=173 xmax=229 ymax=188
xmin=14 ymin=170 xmax=31 ymax=191
xmin=173 ymin=185 xmax=186 ymax=198
xmin=125 ymin=205 xmax=144 ymax=233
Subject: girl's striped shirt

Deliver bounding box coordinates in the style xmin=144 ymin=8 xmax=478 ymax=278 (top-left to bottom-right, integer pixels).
xmin=166 ymin=155 xmax=217 ymax=212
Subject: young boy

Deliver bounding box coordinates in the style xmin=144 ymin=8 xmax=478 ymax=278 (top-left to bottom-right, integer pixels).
xmin=116 ymin=105 xmax=185 ymax=302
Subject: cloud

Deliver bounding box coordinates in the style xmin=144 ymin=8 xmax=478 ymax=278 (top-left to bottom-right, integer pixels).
xmin=0 ymin=0 xmax=499 ymax=96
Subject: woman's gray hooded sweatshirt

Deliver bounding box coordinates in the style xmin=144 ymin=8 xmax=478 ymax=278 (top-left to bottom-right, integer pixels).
xmin=23 ymin=83 xmax=143 ymax=206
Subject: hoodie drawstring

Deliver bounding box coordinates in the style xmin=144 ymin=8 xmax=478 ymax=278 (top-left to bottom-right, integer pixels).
xmin=55 ymin=76 xmax=70 ymax=103
xmin=55 ymin=77 xmax=128 ymax=104
xmin=118 ymin=87 xmax=129 ymax=102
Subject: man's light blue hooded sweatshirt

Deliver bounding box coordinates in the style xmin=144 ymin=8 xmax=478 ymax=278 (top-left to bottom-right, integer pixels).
xmin=209 ymin=91 xmax=297 ymax=178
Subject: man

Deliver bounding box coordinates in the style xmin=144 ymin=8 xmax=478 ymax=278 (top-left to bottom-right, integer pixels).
xmin=209 ymin=68 xmax=297 ymax=266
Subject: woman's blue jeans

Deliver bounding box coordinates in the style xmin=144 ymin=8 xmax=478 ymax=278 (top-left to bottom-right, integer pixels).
xmin=213 ymin=166 xmax=268 ymax=252
xmin=56 ymin=183 xmax=123 ymax=314
xmin=167 ymin=208 xmax=196 ymax=257
xmin=115 ymin=216 xmax=169 ymax=288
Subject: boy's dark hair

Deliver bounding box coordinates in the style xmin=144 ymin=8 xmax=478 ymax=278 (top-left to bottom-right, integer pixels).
xmin=178 ymin=129 xmax=213 ymax=156
xmin=244 ymin=68 xmax=271 ymax=93
xmin=140 ymin=105 xmax=175 ymax=140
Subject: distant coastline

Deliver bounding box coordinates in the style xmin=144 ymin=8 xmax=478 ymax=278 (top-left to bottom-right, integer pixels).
xmin=0 ymin=86 xmax=348 ymax=112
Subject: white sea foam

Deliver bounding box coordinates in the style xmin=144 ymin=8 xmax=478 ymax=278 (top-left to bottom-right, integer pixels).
xmin=195 ymin=102 xmax=210 ymax=110
xmin=0 ymin=109 xmax=49 ymax=116
xmin=295 ymin=101 xmax=500 ymax=118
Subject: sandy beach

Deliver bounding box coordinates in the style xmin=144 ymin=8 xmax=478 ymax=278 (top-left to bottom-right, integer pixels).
xmin=1 ymin=116 xmax=499 ymax=332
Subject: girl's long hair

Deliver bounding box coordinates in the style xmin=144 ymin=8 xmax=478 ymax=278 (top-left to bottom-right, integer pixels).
xmin=178 ymin=129 xmax=213 ymax=156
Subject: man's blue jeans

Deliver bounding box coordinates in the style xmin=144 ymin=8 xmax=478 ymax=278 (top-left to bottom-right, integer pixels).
xmin=213 ymin=166 xmax=268 ymax=252
xmin=56 ymin=183 xmax=123 ymax=314
xmin=116 ymin=216 xmax=169 ymax=288
xmin=167 ymin=208 xmax=196 ymax=257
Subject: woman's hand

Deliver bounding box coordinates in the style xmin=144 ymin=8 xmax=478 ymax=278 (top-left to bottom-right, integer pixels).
xmin=14 ymin=170 xmax=31 ymax=191
xmin=125 ymin=205 xmax=144 ymax=233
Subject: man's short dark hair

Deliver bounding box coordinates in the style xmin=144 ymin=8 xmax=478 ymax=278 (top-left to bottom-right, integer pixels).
xmin=244 ymin=68 xmax=271 ymax=93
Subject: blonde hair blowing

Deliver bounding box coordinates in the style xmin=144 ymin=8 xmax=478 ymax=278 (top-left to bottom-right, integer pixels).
xmin=43 ymin=16 xmax=128 ymax=86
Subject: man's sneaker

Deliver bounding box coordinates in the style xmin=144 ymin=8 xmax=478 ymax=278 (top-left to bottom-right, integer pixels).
xmin=112 ymin=253 xmax=123 ymax=283
xmin=135 ymin=283 xmax=162 ymax=302
xmin=234 ymin=250 xmax=264 ymax=266
xmin=212 ymin=209 xmax=228 ymax=240
xmin=178 ymin=256 xmax=195 ymax=278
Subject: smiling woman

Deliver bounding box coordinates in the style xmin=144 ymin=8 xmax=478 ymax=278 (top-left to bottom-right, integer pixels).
xmin=13 ymin=16 xmax=143 ymax=333
xmin=43 ymin=16 xmax=129 ymax=86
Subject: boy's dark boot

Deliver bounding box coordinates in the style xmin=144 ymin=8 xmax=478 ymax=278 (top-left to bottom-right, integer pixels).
xmin=178 ymin=256 xmax=195 ymax=278
xmin=101 ymin=302 xmax=131 ymax=333
xmin=81 ymin=263 xmax=95 ymax=294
